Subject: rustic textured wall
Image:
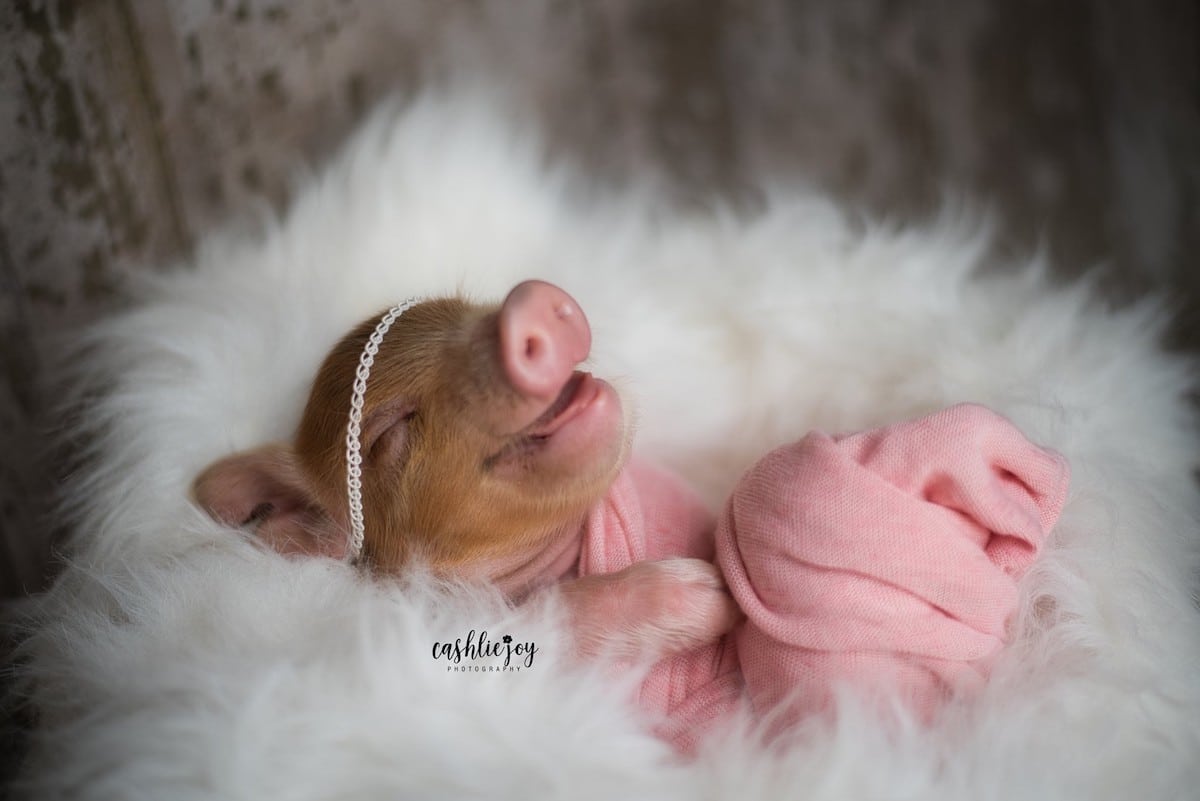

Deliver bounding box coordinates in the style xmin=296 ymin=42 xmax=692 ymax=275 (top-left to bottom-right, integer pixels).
xmin=1 ymin=0 xmax=1197 ymax=601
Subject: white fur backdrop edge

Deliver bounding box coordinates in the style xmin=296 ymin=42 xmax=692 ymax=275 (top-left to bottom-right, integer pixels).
xmin=12 ymin=87 xmax=1200 ymax=800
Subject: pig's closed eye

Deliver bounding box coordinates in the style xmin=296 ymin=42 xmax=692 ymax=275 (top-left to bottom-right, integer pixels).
xmin=363 ymin=405 xmax=416 ymax=466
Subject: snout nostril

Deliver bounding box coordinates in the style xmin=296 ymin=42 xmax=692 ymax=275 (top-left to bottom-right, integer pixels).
xmin=498 ymin=280 xmax=591 ymax=399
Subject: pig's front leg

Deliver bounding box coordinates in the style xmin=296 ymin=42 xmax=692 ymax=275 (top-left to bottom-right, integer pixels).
xmin=557 ymin=558 xmax=742 ymax=661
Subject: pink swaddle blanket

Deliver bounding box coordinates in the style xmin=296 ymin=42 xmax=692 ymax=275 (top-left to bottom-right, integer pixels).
xmin=578 ymin=404 xmax=1070 ymax=751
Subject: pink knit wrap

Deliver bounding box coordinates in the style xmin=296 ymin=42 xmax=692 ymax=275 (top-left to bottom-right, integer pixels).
xmin=579 ymin=404 xmax=1070 ymax=751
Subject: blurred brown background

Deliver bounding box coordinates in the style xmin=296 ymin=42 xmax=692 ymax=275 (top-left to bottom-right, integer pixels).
xmin=1 ymin=0 xmax=1198 ymax=602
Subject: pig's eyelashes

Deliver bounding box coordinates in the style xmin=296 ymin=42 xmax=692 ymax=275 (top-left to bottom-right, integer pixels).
xmin=368 ymin=420 xmax=411 ymax=467
xmin=361 ymin=405 xmax=417 ymax=467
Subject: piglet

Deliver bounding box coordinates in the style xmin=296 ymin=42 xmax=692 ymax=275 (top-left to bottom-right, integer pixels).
xmin=194 ymin=281 xmax=740 ymax=662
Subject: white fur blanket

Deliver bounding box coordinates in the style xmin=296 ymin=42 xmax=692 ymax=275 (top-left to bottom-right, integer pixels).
xmin=14 ymin=89 xmax=1200 ymax=800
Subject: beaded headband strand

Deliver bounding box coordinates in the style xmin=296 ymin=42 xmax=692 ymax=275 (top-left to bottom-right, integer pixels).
xmin=344 ymin=298 xmax=419 ymax=562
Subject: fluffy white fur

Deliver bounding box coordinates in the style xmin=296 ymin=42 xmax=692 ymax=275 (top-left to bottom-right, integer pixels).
xmin=13 ymin=88 xmax=1200 ymax=800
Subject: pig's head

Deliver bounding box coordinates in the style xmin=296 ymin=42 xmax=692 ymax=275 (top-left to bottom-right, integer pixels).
xmin=194 ymin=281 xmax=629 ymax=592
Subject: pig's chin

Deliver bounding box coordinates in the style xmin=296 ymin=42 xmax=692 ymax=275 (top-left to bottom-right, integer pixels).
xmin=488 ymin=371 xmax=624 ymax=478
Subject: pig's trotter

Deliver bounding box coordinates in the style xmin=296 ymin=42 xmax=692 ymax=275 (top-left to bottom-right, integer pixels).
xmin=560 ymin=558 xmax=741 ymax=661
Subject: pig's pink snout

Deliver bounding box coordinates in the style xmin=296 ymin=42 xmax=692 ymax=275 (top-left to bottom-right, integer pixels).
xmin=499 ymin=280 xmax=592 ymax=400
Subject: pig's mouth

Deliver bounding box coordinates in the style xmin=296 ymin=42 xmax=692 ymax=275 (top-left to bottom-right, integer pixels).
xmin=484 ymin=369 xmax=620 ymax=474
xmin=523 ymin=371 xmax=599 ymax=440
xmin=485 ymin=371 xmax=601 ymax=467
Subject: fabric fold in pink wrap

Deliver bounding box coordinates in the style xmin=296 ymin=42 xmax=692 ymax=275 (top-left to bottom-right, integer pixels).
xmin=715 ymin=403 xmax=1070 ymax=726
xmin=579 ymin=404 xmax=1070 ymax=750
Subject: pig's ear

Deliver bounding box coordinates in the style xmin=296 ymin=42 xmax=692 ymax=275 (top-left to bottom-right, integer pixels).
xmin=192 ymin=444 xmax=348 ymax=560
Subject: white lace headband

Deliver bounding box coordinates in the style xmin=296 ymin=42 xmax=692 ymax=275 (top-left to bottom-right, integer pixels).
xmin=345 ymin=298 xmax=419 ymax=562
